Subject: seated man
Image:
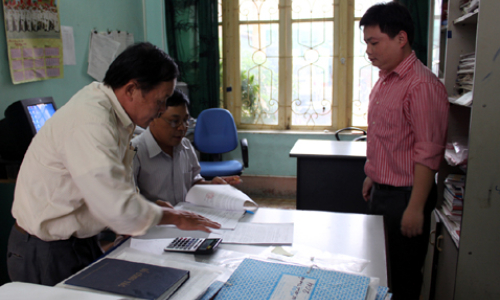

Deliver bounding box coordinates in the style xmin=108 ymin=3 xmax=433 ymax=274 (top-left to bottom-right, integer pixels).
xmin=132 ymin=90 xmax=241 ymax=206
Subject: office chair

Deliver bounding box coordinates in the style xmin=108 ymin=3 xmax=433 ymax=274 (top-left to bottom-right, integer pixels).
xmin=334 ymin=127 xmax=367 ymax=142
xmin=193 ymin=108 xmax=248 ymax=179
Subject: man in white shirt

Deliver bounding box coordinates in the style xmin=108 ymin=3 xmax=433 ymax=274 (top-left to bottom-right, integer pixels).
xmin=7 ymin=42 xmax=220 ymax=286
xmin=132 ymin=90 xmax=240 ymax=206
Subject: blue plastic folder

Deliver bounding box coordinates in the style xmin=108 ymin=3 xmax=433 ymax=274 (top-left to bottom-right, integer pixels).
xmin=214 ymin=258 xmax=371 ymax=300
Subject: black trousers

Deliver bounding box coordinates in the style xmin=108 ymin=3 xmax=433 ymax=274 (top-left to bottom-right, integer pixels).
xmin=369 ymin=184 xmax=437 ymax=300
xmin=7 ymin=225 xmax=103 ymax=286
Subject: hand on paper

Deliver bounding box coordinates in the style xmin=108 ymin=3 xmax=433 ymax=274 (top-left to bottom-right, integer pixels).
xmin=214 ymin=176 xmax=242 ymax=185
xmin=401 ymin=207 xmax=424 ymax=237
xmin=362 ymin=177 xmax=373 ymax=201
xmin=155 ymin=199 xmax=174 ymax=209
xmin=159 ymin=208 xmax=221 ymax=233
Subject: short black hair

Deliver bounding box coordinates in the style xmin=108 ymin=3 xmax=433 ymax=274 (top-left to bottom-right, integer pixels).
xmin=166 ymin=89 xmax=190 ymax=108
xmin=359 ymin=1 xmax=414 ymax=46
xmin=103 ymin=42 xmax=179 ymax=93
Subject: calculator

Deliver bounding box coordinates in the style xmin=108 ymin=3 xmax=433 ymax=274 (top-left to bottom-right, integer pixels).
xmin=163 ymin=237 xmax=222 ymax=254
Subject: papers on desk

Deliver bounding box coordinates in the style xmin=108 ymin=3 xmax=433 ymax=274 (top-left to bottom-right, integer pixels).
xmin=211 ymin=223 xmax=294 ymax=245
xmin=130 ymin=223 xmax=294 ymax=256
xmin=0 ymin=282 xmax=126 ymax=300
xmin=175 ymin=185 xmax=258 ymax=229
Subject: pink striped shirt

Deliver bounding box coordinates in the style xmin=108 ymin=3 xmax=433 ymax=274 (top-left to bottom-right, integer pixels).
xmin=364 ymin=52 xmax=449 ymax=186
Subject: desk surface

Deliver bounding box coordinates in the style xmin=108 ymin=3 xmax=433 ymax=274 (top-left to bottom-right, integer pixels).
xmin=59 ymin=208 xmax=387 ymax=298
xmin=289 ymin=139 xmax=367 ymax=158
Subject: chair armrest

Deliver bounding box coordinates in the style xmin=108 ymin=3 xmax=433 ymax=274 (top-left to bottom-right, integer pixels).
xmin=333 ymin=127 xmax=367 ymax=141
xmin=240 ymin=138 xmax=249 ymax=168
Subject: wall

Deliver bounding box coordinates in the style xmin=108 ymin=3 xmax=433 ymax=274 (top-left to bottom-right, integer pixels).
xmin=0 ymin=0 xmax=146 ymax=114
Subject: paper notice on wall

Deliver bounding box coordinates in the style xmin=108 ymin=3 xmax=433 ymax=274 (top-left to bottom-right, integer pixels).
xmin=61 ymin=26 xmax=76 ymax=65
xmin=87 ymin=31 xmax=120 ymax=81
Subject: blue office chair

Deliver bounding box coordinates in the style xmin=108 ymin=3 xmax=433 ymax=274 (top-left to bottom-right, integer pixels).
xmin=193 ymin=108 xmax=248 ymax=179
xmin=334 ymin=127 xmax=367 ymax=142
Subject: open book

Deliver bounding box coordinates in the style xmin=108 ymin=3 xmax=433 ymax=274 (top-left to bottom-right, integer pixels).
xmin=175 ymin=185 xmax=258 ymax=229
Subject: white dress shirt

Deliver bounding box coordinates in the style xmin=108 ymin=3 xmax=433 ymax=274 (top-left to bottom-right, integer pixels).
xmin=131 ymin=129 xmax=203 ymax=206
xmin=12 ymin=82 xmax=162 ymax=241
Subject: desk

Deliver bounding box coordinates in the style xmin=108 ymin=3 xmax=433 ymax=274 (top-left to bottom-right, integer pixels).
xmin=290 ymin=139 xmax=368 ymax=214
xmin=57 ymin=208 xmax=387 ymax=299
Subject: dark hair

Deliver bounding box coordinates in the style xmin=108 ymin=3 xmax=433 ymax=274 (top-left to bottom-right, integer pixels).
xmin=103 ymin=42 xmax=180 ymax=93
xmin=359 ymin=2 xmax=414 ymax=46
xmin=166 ymin=89 xmax=190 ymax=107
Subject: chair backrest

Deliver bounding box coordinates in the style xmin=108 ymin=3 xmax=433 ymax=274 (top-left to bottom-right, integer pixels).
xmin=194 ymin=108 xmax=238 ymax=154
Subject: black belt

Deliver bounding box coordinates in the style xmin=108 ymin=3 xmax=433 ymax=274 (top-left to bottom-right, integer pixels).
xmin=14 ymin=222 xmax=29 ymax=235
xmin=373 ymin=182 xmax=412 ymax=192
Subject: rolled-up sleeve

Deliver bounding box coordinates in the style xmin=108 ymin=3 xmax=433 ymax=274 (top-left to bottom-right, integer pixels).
xmin=409 ymin=81 xmax=449 ymax=170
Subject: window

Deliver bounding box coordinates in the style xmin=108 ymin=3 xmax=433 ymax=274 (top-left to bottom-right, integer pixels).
xmin=220 ymin=0 xmax=381 ymax=130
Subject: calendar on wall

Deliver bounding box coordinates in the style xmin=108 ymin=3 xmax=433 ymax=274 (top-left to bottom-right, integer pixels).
xmin=2 ymin=0 xmax=63 ymax=84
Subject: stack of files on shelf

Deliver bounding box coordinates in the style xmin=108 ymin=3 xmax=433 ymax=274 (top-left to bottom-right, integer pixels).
xmin=455 ymin=52 xmax=475 ymax=94
xmin=459 ymin=0 xmax=479 ymax=15
xmin=442 ymin=174 xmax=466 ymax=230
xmin=212 ymin=258 xmax=391 ymax=300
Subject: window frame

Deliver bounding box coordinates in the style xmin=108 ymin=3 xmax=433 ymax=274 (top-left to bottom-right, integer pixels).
xmin=220 ymin=0 xmax=357 ymax=131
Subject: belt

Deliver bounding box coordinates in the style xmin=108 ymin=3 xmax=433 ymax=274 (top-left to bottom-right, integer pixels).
xmin=14 ymin=222 xmax=29 ymax=235
xmin=373 ymin=182 xmax=412 ymax=192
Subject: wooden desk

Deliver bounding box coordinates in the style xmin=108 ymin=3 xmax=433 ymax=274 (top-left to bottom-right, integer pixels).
xmin=290 ymin=139 xmax=368 ymax=214
xmin=57 ymin=208 xmax=388 ymax=299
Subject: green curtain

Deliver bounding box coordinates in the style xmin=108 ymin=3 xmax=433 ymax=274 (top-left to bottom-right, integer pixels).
xmin=165 ymin=0 xmax=220 ymax=117
xmin=399 ymin=0 xmax=429 ymax=66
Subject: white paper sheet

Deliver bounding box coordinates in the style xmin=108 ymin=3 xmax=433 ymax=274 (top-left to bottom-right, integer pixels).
xmin=186 ymin=184 xmax=258 ymax=211
xmin=87 ymin=31 xmax=120 ymax=81
xmin=107 ymin=30 xmax=134 ymax=56
xmin=61 ymin=26 xmax=76 ymax=65
xmin=175 ymin=202 xmax=244 ymax=229
xmin=212 ymin=223 xmax=294 ymax=245
xmin=0 ymin=282 xmax=125 ymax=300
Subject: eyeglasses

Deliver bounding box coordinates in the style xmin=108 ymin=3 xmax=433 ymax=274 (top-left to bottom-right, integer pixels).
xmin=161 ymin=118 xmax=190 ymax=129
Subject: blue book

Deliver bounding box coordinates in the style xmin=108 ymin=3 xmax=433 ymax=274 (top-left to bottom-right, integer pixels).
xmin=65 ymin=258 xmax=189 ymax=300
xmin=214 ymin=258 xmax=370 ymax=300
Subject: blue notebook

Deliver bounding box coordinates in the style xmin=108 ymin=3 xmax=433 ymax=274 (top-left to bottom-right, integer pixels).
xmin=214 ymin=259 xmax=371 ymax=300
xmin=65 ymin=258 xmax=189 ymax=300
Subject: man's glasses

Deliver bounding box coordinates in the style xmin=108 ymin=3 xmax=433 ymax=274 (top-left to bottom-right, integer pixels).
xmin=161 ymin=118 xmax=190 ymax=129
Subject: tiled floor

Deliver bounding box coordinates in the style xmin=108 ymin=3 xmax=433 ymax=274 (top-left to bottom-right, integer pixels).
xmin=251 ymin=196 xmax=296 ymax=210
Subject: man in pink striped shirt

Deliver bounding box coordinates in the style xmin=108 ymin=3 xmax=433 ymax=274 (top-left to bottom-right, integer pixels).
xmin=360 ymin=2 xmax=449 ymax=299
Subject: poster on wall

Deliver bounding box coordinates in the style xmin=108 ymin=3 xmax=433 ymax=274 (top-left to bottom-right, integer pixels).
xmin=2 ymin=0 xmax=63 ymax=84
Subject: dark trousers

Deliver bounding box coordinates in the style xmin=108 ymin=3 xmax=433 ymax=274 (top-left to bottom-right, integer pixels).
xmin=369 ymin=184 xmax=436 ymax=300
xmin=7 ymin=224 xmax=103 ymax=286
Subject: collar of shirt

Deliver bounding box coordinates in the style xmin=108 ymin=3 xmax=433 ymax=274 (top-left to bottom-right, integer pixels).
xmin=379 ymin=51 xmax=418 ymax=81
xmin=143 ymin=127 xmax=189 ymax=158
xmin=97 ymin=82 xmax=135 ymax=135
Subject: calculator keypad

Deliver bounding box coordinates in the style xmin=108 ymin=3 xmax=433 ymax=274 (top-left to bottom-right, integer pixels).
xmin=165 ymin=237 xmax=204 ymax=252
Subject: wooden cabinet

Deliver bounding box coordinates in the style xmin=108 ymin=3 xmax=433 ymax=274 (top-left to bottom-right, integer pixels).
xmin=423 ymin=1 xmax=500 ymax=299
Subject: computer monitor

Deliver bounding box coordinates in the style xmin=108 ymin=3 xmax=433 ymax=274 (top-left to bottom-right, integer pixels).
xmin=0 ymin=97 xmax=57 ymax=162
xmin=21 ymin=98 xmax=57 ymax=134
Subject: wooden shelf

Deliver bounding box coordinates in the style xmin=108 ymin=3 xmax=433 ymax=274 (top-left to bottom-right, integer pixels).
xmin=453 ymin=10 xmax=478 ymax=25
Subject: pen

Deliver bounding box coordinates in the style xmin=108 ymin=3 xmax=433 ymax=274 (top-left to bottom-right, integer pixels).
xmin=245 ymin=210 xmax=255 ymax=215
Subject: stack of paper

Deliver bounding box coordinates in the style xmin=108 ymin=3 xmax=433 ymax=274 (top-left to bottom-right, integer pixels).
xmin=441 ymin=174 xmax=466 ymax=228
xmin=455 ymin=52 xmax=475 ymax=95
xmin=459 ymin=0 xmax=479 ymax=15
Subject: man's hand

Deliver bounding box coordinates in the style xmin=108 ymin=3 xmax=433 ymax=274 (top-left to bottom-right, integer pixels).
xmin=159 ymin=208 xmax=221 ymax=233
xmin=212 ymin=176 xmax=242 ymax=185
xmin=401 ymin=206 xmax=424 ymax=237
xmin=362 ymin=177 xmax=373 ymax=201
xmin=155 ymin=200 xmax=174 ymax=209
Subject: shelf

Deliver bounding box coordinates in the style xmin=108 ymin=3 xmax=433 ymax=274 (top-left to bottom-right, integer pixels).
xmin=453 ymin=10 xmax=478 ymax=25
xmin=435 ymin=208 xmax=460 ymax=248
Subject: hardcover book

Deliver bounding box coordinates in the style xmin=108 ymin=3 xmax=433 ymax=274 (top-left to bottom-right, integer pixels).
xmin=65 ymin=258 xmax=189 ymax=300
